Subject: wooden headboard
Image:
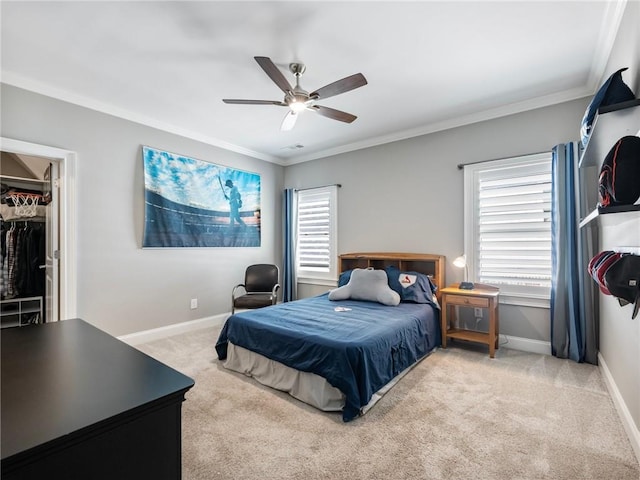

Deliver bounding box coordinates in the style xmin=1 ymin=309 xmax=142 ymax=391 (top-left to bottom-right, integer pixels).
xmin=338 ymin=252 xmax=446 ymax=300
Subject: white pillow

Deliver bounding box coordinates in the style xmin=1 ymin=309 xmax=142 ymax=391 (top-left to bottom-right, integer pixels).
xmin=328 ymin=268 xmax=400 ymax=306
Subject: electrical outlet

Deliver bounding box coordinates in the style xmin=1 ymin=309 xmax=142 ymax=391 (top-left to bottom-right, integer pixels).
xmin=474 ymin=307 xmax=483 ymax=317
xmin=190 ymin=298 xmax=198 ymax=309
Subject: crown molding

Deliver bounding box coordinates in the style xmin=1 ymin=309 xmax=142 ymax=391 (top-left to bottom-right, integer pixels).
xmin=283 ymin=85 xmax=593 ymax=165
xmin=1 ymin=72 xmax=286 ymax=166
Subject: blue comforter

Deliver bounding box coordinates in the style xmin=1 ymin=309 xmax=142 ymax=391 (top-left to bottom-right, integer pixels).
xmin=215 ymin=293 xmax=440 ymax=421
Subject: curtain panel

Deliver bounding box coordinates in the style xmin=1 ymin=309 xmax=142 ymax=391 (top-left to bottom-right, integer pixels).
xmin=550 ymin=142 xmax=598 ymax=364
xmin=282 ymin=188 xmax=297 ymax=302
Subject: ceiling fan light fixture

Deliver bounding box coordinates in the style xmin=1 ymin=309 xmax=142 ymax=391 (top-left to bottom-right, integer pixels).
xmin=289 ymin=101 xmax=307 ymax=113
xmin=223 ymin=56 xmax=367 ymax=131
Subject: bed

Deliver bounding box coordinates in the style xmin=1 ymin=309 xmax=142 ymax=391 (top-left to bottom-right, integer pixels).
xmin=215 ymin=252 xmax=445 ymax=422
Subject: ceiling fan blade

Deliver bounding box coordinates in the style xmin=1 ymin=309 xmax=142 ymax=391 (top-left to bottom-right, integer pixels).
xmin=311 ymin=105 xmax=357 ymax=123
xmin=223 ymin=99 xmax=287 ymax=106
xmin=310 ymin=73 xmax=367 ymax=100
xmin=254 ymin=56 xmax=293 ymax=94
xmin=281 ymin=111 xmax=298 ymax=131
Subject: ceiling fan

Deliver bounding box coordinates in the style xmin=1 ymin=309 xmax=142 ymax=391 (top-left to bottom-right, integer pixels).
xmin=223 ymin=56 xmax=367 ymax=131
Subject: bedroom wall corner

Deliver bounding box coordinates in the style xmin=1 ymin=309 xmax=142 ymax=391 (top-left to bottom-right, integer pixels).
xmin=284 ymin=96 xmax=590 ymax=346
xmin=0 ymin=83 xmax=285 ymax=337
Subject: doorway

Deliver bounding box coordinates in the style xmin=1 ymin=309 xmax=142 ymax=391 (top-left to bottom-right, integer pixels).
xmin=0 ymin=137 xmax=77 ymax=322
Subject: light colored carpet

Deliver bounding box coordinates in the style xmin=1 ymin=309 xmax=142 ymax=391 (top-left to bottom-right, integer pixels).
xmin=136 ymin=327 xmax=640 ymax=480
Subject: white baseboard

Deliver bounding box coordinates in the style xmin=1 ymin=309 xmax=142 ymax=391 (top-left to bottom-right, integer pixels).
xmin=500 ymin=334 xmax=551 ymax=356
xmin=118 ymin=313 xmax=228 ymax=346
xmin=598 ymin=352 xmax=640 ymax=464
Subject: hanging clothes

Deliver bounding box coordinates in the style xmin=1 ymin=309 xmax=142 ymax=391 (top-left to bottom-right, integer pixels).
xmin=1 ymin=221 xmax=45 ymax=300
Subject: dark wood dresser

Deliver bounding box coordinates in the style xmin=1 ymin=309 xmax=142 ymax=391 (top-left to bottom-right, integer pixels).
xmin=1 ymin=318 xmax=195 ymax=480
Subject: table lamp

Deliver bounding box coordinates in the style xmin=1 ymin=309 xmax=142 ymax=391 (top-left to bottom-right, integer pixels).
xmin=453 ymin=255 xmax=474 ymax=290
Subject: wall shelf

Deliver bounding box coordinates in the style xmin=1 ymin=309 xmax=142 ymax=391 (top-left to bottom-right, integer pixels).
xmin=580 ymin=204 xmax=640 ymax=228
xmin=577 ymin=98 xmax=640 ymax=230
xmin=578 ymin=98 xmax=640 ymax=168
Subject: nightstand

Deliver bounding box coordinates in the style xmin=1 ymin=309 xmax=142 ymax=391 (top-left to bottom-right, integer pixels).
xmin=440 ymin=283 xmax=500 ymax=358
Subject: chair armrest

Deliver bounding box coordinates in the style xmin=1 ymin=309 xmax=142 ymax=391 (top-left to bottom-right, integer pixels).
xmin=232 ymin=284 xmax=246 ymax=299
xmin=271 ymin=284 xmax=280 ymax=304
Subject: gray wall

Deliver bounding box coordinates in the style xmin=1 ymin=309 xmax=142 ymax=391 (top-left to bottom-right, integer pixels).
xmin=596 ymin=0 xmax=640 ymax=438
xmin=285 ymin=97 xmax=590 ymax=343
xmin=3 ymin=78 xmax=586 ymax=343
xmin=1 ymin=84 xmax=284 ymax=336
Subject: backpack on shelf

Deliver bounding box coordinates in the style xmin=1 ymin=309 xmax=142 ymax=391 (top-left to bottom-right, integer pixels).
xmin=589 ymin=251 xmax=640 ymax=319
xmin=598 ymin=135 xmax=640 ymax=208
xmin=604 ymin=254 xmax=640 ymax=320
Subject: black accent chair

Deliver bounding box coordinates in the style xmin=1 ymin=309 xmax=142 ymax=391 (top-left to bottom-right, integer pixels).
xmin=231 ymin=264 xmax=280 ymax=314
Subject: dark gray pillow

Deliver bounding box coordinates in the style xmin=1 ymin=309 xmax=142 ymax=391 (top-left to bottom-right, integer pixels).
xmin=338 ymin=269 xmax=353 ymax=287
xmin=385 ymin=266 xmax=436 ymax=304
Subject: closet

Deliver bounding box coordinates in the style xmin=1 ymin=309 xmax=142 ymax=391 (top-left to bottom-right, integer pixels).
xmin=1 ymin=152 xmax=52 ymax=328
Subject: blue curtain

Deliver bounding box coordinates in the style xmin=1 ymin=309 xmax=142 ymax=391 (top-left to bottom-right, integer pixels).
xmin=282 ymin=188 xmax=297 ymax=302
xmin=550 ymin=142 xmax=598 ymax=364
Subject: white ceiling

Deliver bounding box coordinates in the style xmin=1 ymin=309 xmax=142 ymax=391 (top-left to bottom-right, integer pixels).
xmin=0 ymin=1 xmax=627 ymax=165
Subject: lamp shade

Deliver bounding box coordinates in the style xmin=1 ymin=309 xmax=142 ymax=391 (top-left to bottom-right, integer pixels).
xmin=453 ymin=255 xmax=467 ymax=269
xmin=453 ymin=254 xmax=474 ymax=290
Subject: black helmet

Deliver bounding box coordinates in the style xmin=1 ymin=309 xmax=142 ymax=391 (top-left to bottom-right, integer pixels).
xmin=225 ymin=179 xmax=233 ymax=187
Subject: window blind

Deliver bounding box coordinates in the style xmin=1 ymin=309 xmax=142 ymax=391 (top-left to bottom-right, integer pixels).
xmin=476 ymin=157 xmax=552 ymax=290
xmin=465 ymin=153 xmax=551 ymax=304
xmin=296 ymin=186 xmax=337 ymax=281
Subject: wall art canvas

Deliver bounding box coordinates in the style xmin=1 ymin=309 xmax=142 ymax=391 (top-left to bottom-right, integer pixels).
xmin=142 ymin=146 xmax=261 ymax=247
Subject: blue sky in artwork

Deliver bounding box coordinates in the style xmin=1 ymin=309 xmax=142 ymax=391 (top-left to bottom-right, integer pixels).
xmin=143 ymin=146 xmax=260 ymax=211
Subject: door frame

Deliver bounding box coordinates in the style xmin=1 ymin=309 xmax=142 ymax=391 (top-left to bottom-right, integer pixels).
xmin=1 ymin=137 xmax=77 ymax=320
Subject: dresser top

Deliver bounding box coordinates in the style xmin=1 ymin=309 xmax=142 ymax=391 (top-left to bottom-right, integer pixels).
xmin=1 ymin=319 xmax=194 ymax=460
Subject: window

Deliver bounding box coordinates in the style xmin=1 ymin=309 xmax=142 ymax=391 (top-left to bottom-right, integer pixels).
xmin=295 ymin=185 xmax=338 ymax=285
xmin=463 ymin=152 xmax=552 ymax=307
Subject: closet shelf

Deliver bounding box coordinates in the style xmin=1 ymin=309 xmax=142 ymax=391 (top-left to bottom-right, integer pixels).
xmin=0 ymin=174 xmax=46 ymax=184
xmin=0 ymin=296 xmax=43 ymax=328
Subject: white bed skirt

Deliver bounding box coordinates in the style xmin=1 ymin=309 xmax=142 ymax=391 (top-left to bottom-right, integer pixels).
xmin=223 ymin=341 xmax=428 ymax=417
